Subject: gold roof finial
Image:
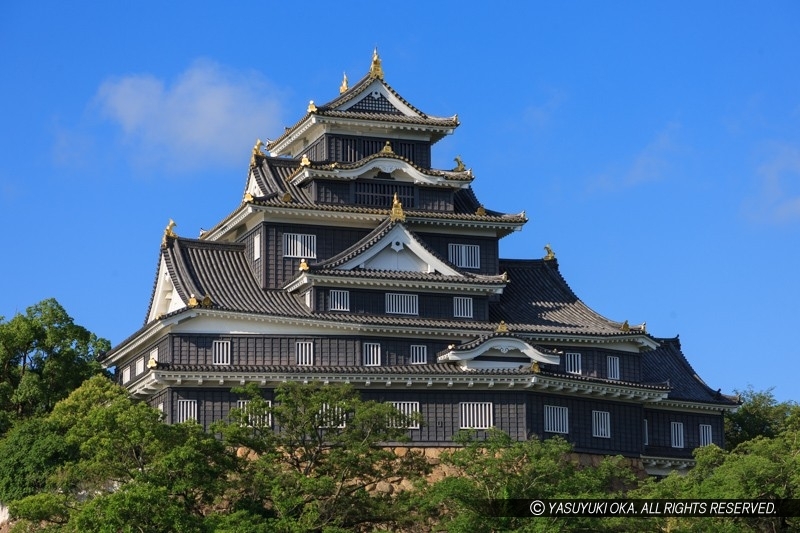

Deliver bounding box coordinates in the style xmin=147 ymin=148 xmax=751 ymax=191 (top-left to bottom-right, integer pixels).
xmin=187 ymin=293 xmax=198 ymax=308
xmin=243 ymin=192 xmax=254 ymax=203
xmin=531 ymin=361 xmax=541 ymax=374
xmin=201 ymin=295 xmax=213 ymax=308
xmin=620 ymin=320 xmax=630 ymax=332
xmin=543 ymin=244 xmax=556 ymax=261
xmin=496 ymin=321 xmax=509 ymax=333
xmin=390 ymin=192 xmax=405 ymax=222
xmin=299 ymin=258 xmax=309 ymax=271
xmin=339 ymin=72 xmax=349 ymax=94
xmin=162 ymin=219 xmax=177 ymax=247
xmin=381 ymin=140 xmax=394 ymax=154
xmin=300 ymin=154 xmax=311 ymax=167
xmin=307 ymin=100 xmax=317 ymax=113
xmin=250 ymin=139 xmax=265 ymax=167
xmin=369 ymin=47 xmax=384 ymax=80
xmin=476 ymin=205 xmax=486 ymax=216
xmin=453 ymin=155 xmax=466 ymax=171
xmin=281 ymin=192 xmax=293 ymax=203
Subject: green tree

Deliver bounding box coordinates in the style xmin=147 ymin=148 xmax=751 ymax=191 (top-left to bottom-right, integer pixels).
xmin=0 ymin=298 xmax=109 ymax=433
xmin=725 ymin=386 xmax=798 ymax=450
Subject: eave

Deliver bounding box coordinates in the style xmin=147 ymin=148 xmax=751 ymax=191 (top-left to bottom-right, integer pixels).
xmin=645 ymin=399 xmax=739 ymax=413
xmin=640 ymin=455 xmax=695 ymax=476
xmin=283 ymin=271 xmax=507 ymax=295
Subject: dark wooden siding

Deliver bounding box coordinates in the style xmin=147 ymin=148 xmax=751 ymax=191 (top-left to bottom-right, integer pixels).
xmin=418 ymin=187 xmax=454 ymax=212
xmin=539 ymin=346 xmax=641 ymax=383
xmin=417 ymin=233 xmax=499 ymax=275
xmin=325 ymin=134 xmax=431 ymax=168
xmin=239 ymin=225 xmax=264 ymax=288
xmin=643 ymin=409 xmax=724 ymax=458
xmin=315 ymin=287 xmax=488 ymax=321
xmin=315 ymin=180 xmax=350 ymax=205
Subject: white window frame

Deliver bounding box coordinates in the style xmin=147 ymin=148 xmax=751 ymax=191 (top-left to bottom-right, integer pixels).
xmin=409 ymin=345 xmax=427 ymax=365
xmin=671 ymin=422 xmax=685 ymax=448
xmin=459 ymin=402 xmax=493 ymax=429
xmin=318 ymin=402 xmax=346 ymax=428
xmin=544 ymin=405 xmax=569 ymax=434
xmin=386 ymin=293 xmax=418 ymax=315
xmin=643 ymin=419 xmax=649 ymax=445
xmin=390 ymin=401 xmax=420 ymax=429
xmin=607 ymin=356 xmax=620 ymax=380
xmin=592 ymin=410 xmax=611 ymax=438
xmin=237 ymin=399 xmax=272 ymax=427
xmin=453 ymin=296 xmax=473 ymax=318
xmin=329 ymin=289 xmax=350 ymax=311
xmin=135 ymin=357 xmax=145 ymax=375
xmin=699 ymin=424 xmax=713 ymax=446
xmin=565 ymin=352 xmax=581 ymax=375
xmin=283 ymin=232 xmax=317 ymax=259
xmin=253 ymin=233 xmax=261 ymax=260
xmin=122 ymin=366 xmax=131 ymax=384
xmin=213 ymin=340 xmax=231 ymax=365
xmin=448 ymin=243 xmax=480 ymax=269
xmin=177 ymin=399 xmax=198 ymax=423
xmin=363 ymin=342 xmax=381 ymax=366
xmin=296 ymin=341 xmax=314 ymax=366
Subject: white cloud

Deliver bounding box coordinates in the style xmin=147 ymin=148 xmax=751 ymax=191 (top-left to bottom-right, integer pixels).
xmin=744 ymin=142 xmax=800 ymax=225
xmin=94 ymin=60 xmax=285 ymax=172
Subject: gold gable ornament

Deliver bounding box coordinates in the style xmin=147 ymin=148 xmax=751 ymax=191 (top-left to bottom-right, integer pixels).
xmin=243 ymin=192 xmax=254 ymax=203
xmin=161 ymin=219 xmax=177 ymax=247
xmin=339 ymin=72 xmax=348 ymax=94
xmin=147 ymin=356 xmax=159 ymax=369
xmin=307 ymin=100 xmax=317 ymax=113
xmin=543 ymin=244 xmax=556 ymax=261
xmin=531 ymin=361 xmax=541 ymax=374
xmin=381 ymin=140 xmax=394 ymax=154
xmin=298 ymin=258 xmax=309 ymax=271
xmin=453 ymin=155 xmax=466 ymax=172
xmin=187 ymin=294 xmax=199 ymax=308
xmin=250 ymin=139 xmax=265 ymax=167
xmin=390 ymin=192 xmax=405 ymax=222
xmin=621 ymin=320 xmax=630 ymax=332
xmin=281 ymin=192 xmax=293 ymax=203
xmin=201 ymin=295 xmax=213 ymax=308
xmin=476 ymin=205 xmax=486 ymax=216
xmin=369 ymin=48 xmax=384 ymax=80
xmin=496 ymin=321 xmax=509 ymax=333
xmin=300 ymin=154 xmax=311 ymax=167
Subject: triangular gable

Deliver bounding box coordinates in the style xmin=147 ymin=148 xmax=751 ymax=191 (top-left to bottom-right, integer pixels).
xmin=335 ymin=79 xmax=421 ymax=118
xmin=146 ymin=255 xmax=188 ymax=324
xmin=438 ymin=335 xmax=561 ymax=370
xmin=336 ymin=223 xmax=461 ymax=275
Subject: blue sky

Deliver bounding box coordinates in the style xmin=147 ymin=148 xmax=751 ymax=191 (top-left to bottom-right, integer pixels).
xmin=1 ymin=2 xmax=798 ymax=402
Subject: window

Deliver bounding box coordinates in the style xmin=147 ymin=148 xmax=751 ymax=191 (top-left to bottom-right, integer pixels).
xmin=390 ymin=401 xmax=420 ymax=429
xmin=453 ymin=296 xmax=473 ymax=318
xmin=122 ymin=366 xmax=131 ymax=384
xmin=386 ymin=293 xmax=418 ymax=315
xmin=565 ymin=352 xmax=581 ymax=374
xmin=253 ymin=233 xmax=261 ymax=260
xmin=213 ymin=340 xmax=231 ymax=365
xmin=363 ymin=342 xmax=381 ymax=366
xmin=592 ymin=411 xmax=611 ymax=438
xmin=671 ymin=422 xmax=684 ymax=448
xmin=410 ymin=345 xmax=427 ymax=365
xmin=643 ymin=419 xmax=649 ymax=445
xmin=607 ymin=356 xmax=620 ymax=380
xmin=135 ymin=357 xmax=145 ymax=375
xmin=296 ymin=341 xmax=314 ymax=366
xmin=157 ymin=402 xmax=164 ymax=413
xmin=448 ymin=243 xmax=480 ymax=269
xmin=237 ymin=399 xmax=271 ymax=427
xmin=177 ymin=399 xmax=198 ymax=423
xmin=283 ymin=233 xmax=316 ymax=258
xmin=544 ymin=405 xmax=569 ymax=434
xmin=318 ymin=403 xmax=346 ymax=428
xmin=699 ymin=424 xmax=713 ymax=446
xmin=329 ymin=289 xmax=350 ymax=311
xmin=460 ymin=402 xmax=493 ymax=429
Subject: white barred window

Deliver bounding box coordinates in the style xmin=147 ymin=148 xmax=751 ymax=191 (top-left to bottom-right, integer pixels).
xmin=544 ymin=405 xmax=569 ymax=434
xmin=213 ymin=340 xmax=231 ymax=365
xmin=363 ymin=342 xmax=381 ymax=366
xmin=386 ymin=293 xmax=418 ymax=315
xmin=237 ymin=399 xmax=271 ymax=427
xmin=135 ymin=357 xmax=145 ymax=375
xmin=296 ymin=341 xmax=314 ymax=366
xmin=410 ymin=345 xmax=427 ymax=365
xmin=318 ymin=403 xmax=346 ymax=428
xmin=176 ymin=399 xmax=197 ymax=423
xmin=121 ymin=366 xmax=131 ymax=384
xmin=390 ymin=401 xmax=420 ymax=429
xmin=283 ymin=233 xmax=317 ymax=259
xmin=671 ymin=422 xmax=684 ymax=448
xmin=699 ymin=424 xmax=713 ymax=446
xmin=565 ymin=352 xmax=581 ymax=374
xmin=329 ymin=289 xmax=350 ymax=311
xmin=448 ymin=243 xmax=480 ymax=269
xmin=643 ymin=419 xmax=649 ymax=445
xmin=592 ymin=411 xmax=611 ymax=438
xmin=607 ymin=356 xmax=620 ymax=380
xmin=453 ymin=296 xmax=473 ymax=318
xmin=253 ymin=233 xmax=261 ymax=260
xmin=460 ymin=402 xmax=493 ymax=429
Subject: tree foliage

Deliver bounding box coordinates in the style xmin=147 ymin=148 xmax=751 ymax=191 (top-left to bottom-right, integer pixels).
xmin=725 ymin=386 xmax=798 ymax=450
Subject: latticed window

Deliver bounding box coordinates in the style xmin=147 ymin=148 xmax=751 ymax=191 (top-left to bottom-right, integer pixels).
xmin=460 ymin=402 xmax=493 ymax=429
xmin=566 ymin=352 xmax=581 ymax=374
xmin=176 ymin=399 xmax=197 ymax=423
xmin=592 ymin=411 xmax=611 ymax=438
xmin=699 ymin=424 xmax=713 ymax=446
xmin=410 ymin=345 xmax=427 ymax=365
xmin=354 ymin=181 xmax=414 ymax=208
xmin=448 ymin=244 xmax=480 ymax=269
xmin=329 ymin=290 xmax=349 ymax=311
xmin=607 ymin=356 xmax=620 ymax=380
xmin=237 ymin=399 xmax=271 ymax=427
xmin=390 ymin=401 xmax=420 ymax=429
xmin=318 ymin=403 xmax=346 ymax=428
xmin=122 ymin=366 xmax=131 ymax=384
xmin=296 ymin=341 xmax=314 ymax=366
xmin=671 ymin=422 xmax=684 ymax=448
xmin=253 ymin=233 xmax=261 ymax=260
xmin=135 ymin=357 xmax=144 ymax=375
xmin=453 ymin=296 xmax=473 ymax=318
xmin=544 ymin=405 xmax=569 ymax=434
xmin=386 ymin=293 xmax=418 ymax=315
xmin=283 ymin=233 xmax=316 ymax=258
xmin=213 ymin=340 xmax=231 ymax=365
xmin=363 ymin=342 xmax=381 ymax=366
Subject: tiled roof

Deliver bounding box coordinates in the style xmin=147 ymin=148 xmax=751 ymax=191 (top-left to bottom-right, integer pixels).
xmin=308 ymin=269 xmax=507 ymax=285
xmin=641 ymin=337 xmax=739 ymax=405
